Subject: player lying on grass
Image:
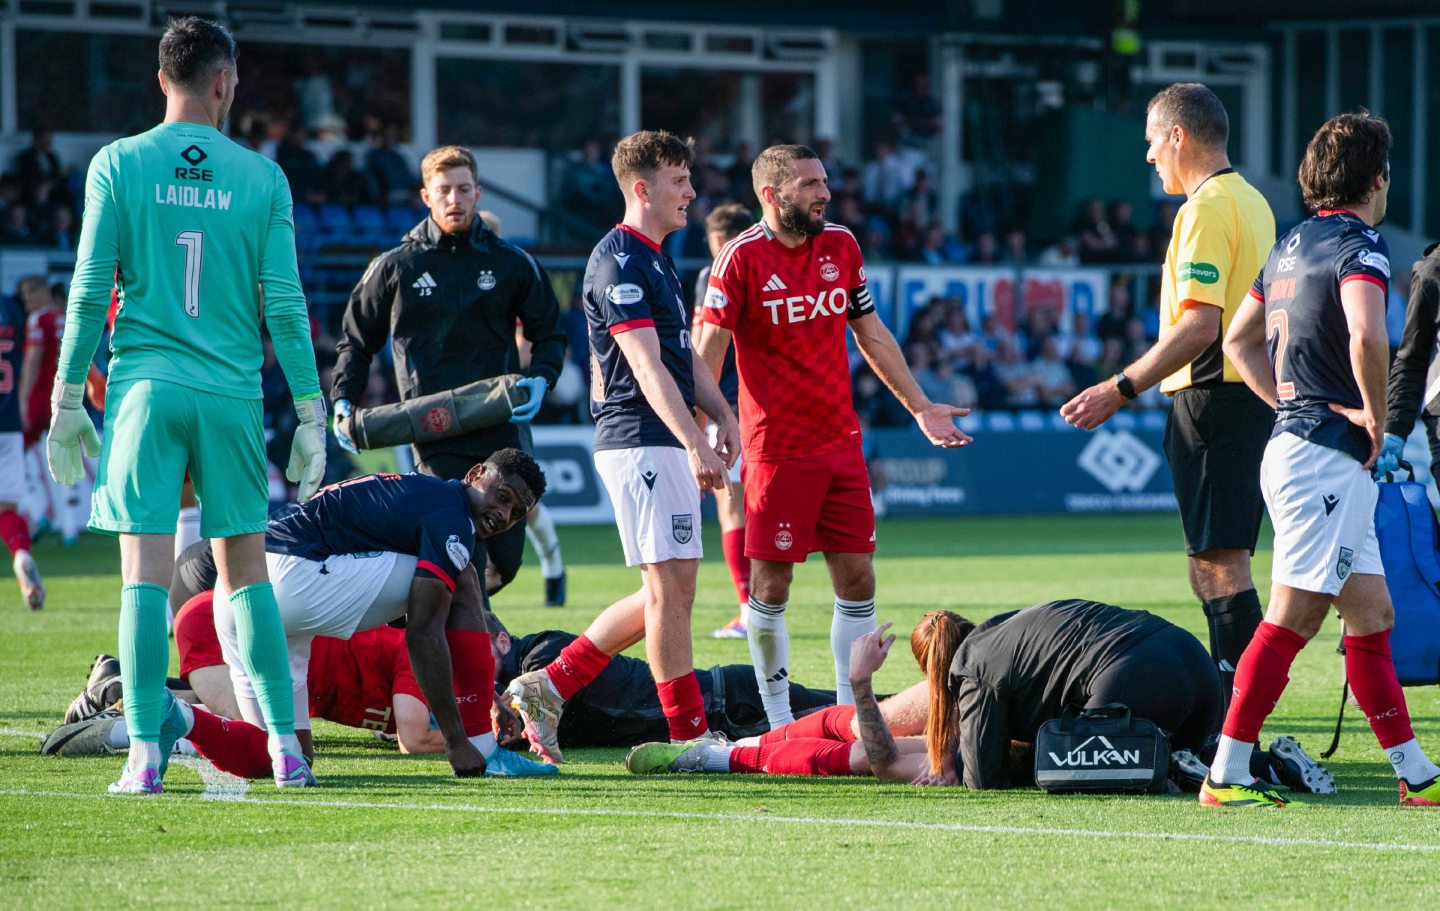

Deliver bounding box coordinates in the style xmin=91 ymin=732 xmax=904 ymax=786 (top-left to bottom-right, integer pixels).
xmin=161 ymin=449 xmax=553 ymax=778
xmin=46 ymin=606 xmax=840 ymax=763
xmin=626 ymin=601 xmax=1332 ymax=793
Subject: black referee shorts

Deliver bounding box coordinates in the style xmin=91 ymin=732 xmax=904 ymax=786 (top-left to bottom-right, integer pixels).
xmin=1163 ymin=384 xmax=1274 ymax=556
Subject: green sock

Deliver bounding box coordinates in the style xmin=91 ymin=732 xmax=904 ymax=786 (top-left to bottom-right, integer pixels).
xmin=118 ymin=583 xmax=170 ymax=743
xmin=229 ymin=583 xmax=296 ymax=736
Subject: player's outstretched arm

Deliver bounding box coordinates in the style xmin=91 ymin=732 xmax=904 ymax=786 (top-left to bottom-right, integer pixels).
xmin=402 ymin=576 xmax=487 ymax=776
xmin=1221 ymin=292 xmax=1277 ymax=408
xmin=850 ymin=311 xmax=971 ymax=448
xmin=850 ymin=625 xmax=909 ymax=782
xmin=611 ymin=326 xmax=726 ymax=489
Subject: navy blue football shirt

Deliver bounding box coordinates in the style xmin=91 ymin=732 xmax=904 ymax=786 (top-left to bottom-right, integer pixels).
xmin=266 ymin=473 xmax=478 ymax=591
xmin=0 ymin=298 xmax=24 ymax=433
xmin=582 ymin=224 xmax=695 ymax=451
xmin=1253 ymin=209 xmax=1391 ymax=463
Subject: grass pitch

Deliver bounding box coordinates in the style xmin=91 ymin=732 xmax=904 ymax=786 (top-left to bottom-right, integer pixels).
xmin=5 ymin=514 xmax=1440 ymax=909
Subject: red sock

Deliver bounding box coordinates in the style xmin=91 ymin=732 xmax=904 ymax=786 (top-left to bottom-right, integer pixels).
xmin=1344 ymin=629 xmax=1415 ymax=749
xmin=656 ymin=672 xmax=709 ymax=741
xmin=186 ymin=706 xmax=272 ymax=779
xmin=729 ymin=738 xmax=856 ymax=776
xmin=544 ymin=635 xmax=612 ymax=701
xmin=0 ymin=510 xmax=30 ymax=555
xmin=759 ymin=705 xmax=857 ymax=745
xmin=721 ymin=528 xmax=750 ymax=605
xmin=1221 ymin=621 xmax=1306 ymax=742
xmin=445 ymin=629 xmax=495 ymax=738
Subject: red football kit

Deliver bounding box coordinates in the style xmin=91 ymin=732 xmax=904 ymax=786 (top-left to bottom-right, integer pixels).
xmin=175 ymin=593 xmax=425 ymax=735
xmin=23 ymin=303 xmax=62 ymax=446
xmin=702 ymin=222 xmax=877 ymax=561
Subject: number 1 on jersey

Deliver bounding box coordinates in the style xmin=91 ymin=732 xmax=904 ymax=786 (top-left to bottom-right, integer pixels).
xmin=176 ymin=230 xmax=203 ymax=318
xmin=1266 ymin=307 xmax=1297 ymax=401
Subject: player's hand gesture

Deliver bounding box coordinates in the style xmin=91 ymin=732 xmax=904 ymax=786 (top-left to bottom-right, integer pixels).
xmin=915 ymin=403 xmax=972 ymax=448
xmin=493 ymin=698 xmax=527 ymax=750
xmin=447 ymin=737 xmax=488 ymax=778
xmin=1060 ymin=380 xmax=1125 ymax=430
xmin=46 ymin=382 xmax=101 ymax=487
xmin=1329 ymin=403 xmax=1383 ymax=471
xmin=687 ymin=441 xmax=727 ymax=491
xmin=713 ymin=414 xmax=742 ymax=469
xmin=849 ymin=622 xmax=895 ymax=682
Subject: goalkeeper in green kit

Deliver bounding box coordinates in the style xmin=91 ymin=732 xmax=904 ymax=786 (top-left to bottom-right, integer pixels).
xmin=47 ymin=17 xmax=325 ymax=794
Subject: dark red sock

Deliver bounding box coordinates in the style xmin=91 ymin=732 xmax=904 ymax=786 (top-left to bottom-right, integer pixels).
xmin=186 ymin=706 xmax=272 ymax=779
xmin=656 ymin=672 xmax=709 ymax=741
xmin=729 ymin=738 xmax=855 ymax=776
xmin=721 ymin=528 xmax=750 ymax=605
xmin=544 ymin=635 xmax=612 ymax=701
xmin=445 ymin=629 xmax=495 ymax=738
xmin=759 ymin=705 xmax=857 ymax=745
xmin=1221 ymin=621 xmax=1306 ymax=742
xmin=0 ymin=510 xmax=30 ymax=555
xmin=1344 ymin=629 xmax=1415 ymax=749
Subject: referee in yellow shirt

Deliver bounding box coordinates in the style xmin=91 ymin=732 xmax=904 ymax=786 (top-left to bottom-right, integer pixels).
xmin=1062 ymin=83 xmax=1275 ymax=706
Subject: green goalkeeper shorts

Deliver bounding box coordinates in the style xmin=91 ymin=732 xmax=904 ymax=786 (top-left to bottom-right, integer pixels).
xmin=91 ymin=378 xmax=269 ymax=538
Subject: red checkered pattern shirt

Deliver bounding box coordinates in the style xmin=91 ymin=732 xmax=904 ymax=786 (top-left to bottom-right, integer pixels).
xmin=701 ymin=222 xmax=873 ymax=461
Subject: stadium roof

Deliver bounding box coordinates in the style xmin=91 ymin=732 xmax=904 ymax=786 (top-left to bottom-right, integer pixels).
xmin=308 ymin=0 xmax=1440 ymax=34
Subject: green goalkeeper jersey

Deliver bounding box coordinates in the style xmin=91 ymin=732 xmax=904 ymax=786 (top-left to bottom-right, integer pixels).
xmin=59 ymin=121 xmax=319 ymax=402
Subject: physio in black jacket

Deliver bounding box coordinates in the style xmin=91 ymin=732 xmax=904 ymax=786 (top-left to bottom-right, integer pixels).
xmin=332 ymin=146 xmax=565 ymax=592
xmin=847 ymin=601 xmax=1222 ymax=790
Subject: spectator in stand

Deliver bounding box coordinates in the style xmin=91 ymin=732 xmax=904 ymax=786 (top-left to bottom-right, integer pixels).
xmin=993 ymin=336 xmax=1041 ymax=408
xmin=292 ymin=59 xmax=335 ymax=134
xmin=851 ymin=365 xmax=910 ymax=428
xmin=903 ymin=302 xmax=941 ymax=349
xmin=1095 ymin=280 xmax=1133 ymax=345
xmin=320 ymin=149 xmax=377 ymax=206
xmin=1032 ymin=336 xmax=1076 ymax=407
xmin=1039 ymin=236 xmax=1081 ymax=267
xmin=968 ymin=231 xmax=1000 ymax=265
xmin=1109 ymin=200 xmax=1139 ymax=263
xmin=1066 ymin=318 xmax=1102 ymax=391
xmin=1073 ymin=197 xmax=1120 ymax=264
xmin=965 ymin=344 xmax=1008 ymax=411
xmin=1123 ymin=315 xmax=1151 ymax=362
xmin=918 ymin=222 xmax=965 ymax=265
xmin=726 ymin=142 xmax=756 ymax=208
xmin=561 ymin=138 xmax=622 ymax=232
xmin=863 ymin=139 xmax=908 ymax=216
xmin=1149 ymin=200 xmax=1178 ymax=260
xmin=938 ymin=305 xmax=980 ymax=370
xmin=275 ymin=125 xmax=324 ymax=205
xmin=365 ymin=122 xmax=416 ymax=206
xmin=1096 ymin=337 xmax=1127 ymax=383
xmin=905 ymin=342 xmax=952 ymax=407
xmin=899 ymin=169 xmax=939 ymax=228
xmin=34 ymin=203 xmax=77 ymax=251
xmin=0 ymin=204 xmax=33 ymax=247
xmin=815 ymin=138 xmax=845 ymax=192
xmin=1021 ymin=306 xmax=1059 ymax=361
xmin=1002 ymin=227 xmax=1030 ymax=266
xmin=15 ymin=130 xmax=68 ymax=208
xmin=894 ymin=72 xmax=942 ymax=147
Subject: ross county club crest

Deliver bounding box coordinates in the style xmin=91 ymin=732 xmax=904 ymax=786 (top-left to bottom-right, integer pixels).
xmin=446 ymin=534 xmax=471 ymax=570
xmin=1337 ymin=546 xmax=1354 ymax=581
xmin=672 ymin=514 xmax=694 ymax=544
xmin=774 ymin=522 xmax=793 ymax=551
xmin=477 ymin=271 xmax=497 ymax=291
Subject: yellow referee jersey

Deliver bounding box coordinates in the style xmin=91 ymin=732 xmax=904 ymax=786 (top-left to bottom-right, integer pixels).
xmin=1158 ymin=170 xmax=1275 ymax=393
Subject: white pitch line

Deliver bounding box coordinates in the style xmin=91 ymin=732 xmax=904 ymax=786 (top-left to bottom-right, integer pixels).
xmin=171 ymin=756 xmax=250 ymax=802
xmin=1 ymin=788 xmax=1438 ymax=854
xmin=0 ymin=728 xmax=45 ymax=739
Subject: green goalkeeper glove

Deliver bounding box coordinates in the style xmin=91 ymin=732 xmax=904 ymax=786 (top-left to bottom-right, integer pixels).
xmin=288 ymin=396 xmax=328 ymax=502
xmin=47 ymin=381 xmax=101 ymax=486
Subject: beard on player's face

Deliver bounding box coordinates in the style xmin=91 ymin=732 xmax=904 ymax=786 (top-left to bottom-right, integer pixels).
xmin=778 ymin=194 xmax=825 ymax=237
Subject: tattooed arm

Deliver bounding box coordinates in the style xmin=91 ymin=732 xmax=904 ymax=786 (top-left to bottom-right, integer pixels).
xmin=849 ymin=624 xmax=906 ymax=782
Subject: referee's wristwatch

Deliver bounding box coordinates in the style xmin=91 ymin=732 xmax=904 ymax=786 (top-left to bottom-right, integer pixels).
xmin=1112 ymin=372 xmax=1138 ymax=400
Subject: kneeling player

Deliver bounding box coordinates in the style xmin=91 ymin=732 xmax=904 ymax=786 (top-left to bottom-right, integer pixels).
xmin=211 ymin=448 xmax=553 ymax=778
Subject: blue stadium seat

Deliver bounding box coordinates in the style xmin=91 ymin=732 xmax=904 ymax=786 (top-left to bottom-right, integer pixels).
xmin=292 ymin=204 xmax=319 ymax=234
xmin=386 ymin=206 xmax=424 ymax=235
xmin=352 ymin=205 xmax=386 ymax=236
xmin=318 ymin=204 xmax=353 ymax=236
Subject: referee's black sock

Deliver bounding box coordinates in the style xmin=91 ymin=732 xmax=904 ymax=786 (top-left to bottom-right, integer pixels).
xmin=1202 ymin=589 xmax=1263 ymax=712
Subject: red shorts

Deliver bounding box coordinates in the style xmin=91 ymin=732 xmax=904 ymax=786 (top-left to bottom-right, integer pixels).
xmin=174 ymin=591 xmax=225 ymax=683
xmin=743 ymin=445 xmax=875 ymax=562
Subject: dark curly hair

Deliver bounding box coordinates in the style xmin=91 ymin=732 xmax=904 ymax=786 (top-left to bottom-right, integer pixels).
xmin=159 ymin=17 xmax=237 ymax=92
xmin=467 ymin=447 xmax=546 ymax=502
xmin=1298 ymin=110 xmax=1391 ymax=212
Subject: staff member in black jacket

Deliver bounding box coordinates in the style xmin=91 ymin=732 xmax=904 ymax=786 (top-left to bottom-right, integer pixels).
xmin=332 ymin=146 xmax=565 ymax=592
xmin=1376 ymin=242 xmax=1440 ymax=478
